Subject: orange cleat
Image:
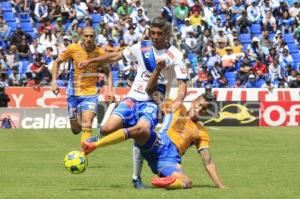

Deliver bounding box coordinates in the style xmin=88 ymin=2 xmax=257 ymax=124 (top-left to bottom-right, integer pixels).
xmin=151 ymin=176 xmax=176 ymax=188
xmin=82 ymin=141 xmax=97 ymax=155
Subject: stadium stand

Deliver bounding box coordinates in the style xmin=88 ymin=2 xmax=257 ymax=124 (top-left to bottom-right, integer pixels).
xmin=0 ymin=0 xmax=299 ymax=88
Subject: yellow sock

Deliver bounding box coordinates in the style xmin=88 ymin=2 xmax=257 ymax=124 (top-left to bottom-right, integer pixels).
xmin=166 ymin=179 xmax=185 ymax=189
xmin=96 ymin=129 xmax=127 ymax=148
xmin=81 ymin=128 xmax=92 ymax=144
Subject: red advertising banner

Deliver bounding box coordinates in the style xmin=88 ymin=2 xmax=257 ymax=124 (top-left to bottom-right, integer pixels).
xmin=260 ymin=102 xmax=300 ymax=126
xmin=6 ymin=87 xmax=130 ymax=108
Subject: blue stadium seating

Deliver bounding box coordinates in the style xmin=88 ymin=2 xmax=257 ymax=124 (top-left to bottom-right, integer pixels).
xmin=224 ymin=72 xmax=237 ymax=87
xmin=291 ymin=53 xmax=300 ymax=70
xmin=242 ymin=43 xmax=250 ymax=52
xmin=1 ymin=2 xmax=13 ymax=12
xmin=239 ymin=34 xmax=251 ymax=44
xmin=7 ymin=22 xmax=17 ymax=32
xmin=288 ymin=43 xmax=299 ymax=53
xmin=283 ymin=34 xmax=295 ymax=44
xmin=21 ymin=22 xmax=34 ymax=32
xmin=27 ymin=32 xmax=37 ymax=39
xmin=269 ymin=33 xmax=275 ymax=40
xmin=18 ymin=13 xmax=31 ymax=22
xmin=251 ymin=24 xmax=262 ymax=34
xmin=79 ymin=21 xmax=85 ymax=28
xmin=3 ymin=12 xmax=16 ymax=22
xmin=19 ymin=61 xmax=30 ymax=76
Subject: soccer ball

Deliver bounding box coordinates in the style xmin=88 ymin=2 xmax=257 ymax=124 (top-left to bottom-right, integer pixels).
xmin=64 ymin=151 xmax=88 ymax=174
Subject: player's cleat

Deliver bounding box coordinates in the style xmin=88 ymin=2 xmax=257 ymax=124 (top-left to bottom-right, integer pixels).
xmin=132 ymin=177 xmax=145 ymax=189
xmin=82 ymin=141 xmax=97 ymax=155
xmin=151 ymin=176 xmax=176 ymax=188
xmin=86 ymin=135 xmax=99 ymax=143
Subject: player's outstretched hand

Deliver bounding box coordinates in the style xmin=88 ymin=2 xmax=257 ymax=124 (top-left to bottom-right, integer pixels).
xmin=51 ymin=82 xmax=59 ymax=96
xmin=79 ymin=60 xmax=90 ymax=69
xmin=156 ymin=59 xmax=166 ymax=71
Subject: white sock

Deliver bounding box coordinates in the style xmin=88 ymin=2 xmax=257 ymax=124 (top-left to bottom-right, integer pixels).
xmin=132 ymin=145 xmax=143 ymax=180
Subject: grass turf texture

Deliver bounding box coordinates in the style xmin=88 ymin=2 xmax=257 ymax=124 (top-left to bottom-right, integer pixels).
xmin=0 ymin=127 xmax=299 ymax=199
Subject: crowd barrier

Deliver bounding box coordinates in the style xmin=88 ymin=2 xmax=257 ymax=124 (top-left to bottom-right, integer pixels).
xmin=1 ymin=87 xmax=300 ymax=128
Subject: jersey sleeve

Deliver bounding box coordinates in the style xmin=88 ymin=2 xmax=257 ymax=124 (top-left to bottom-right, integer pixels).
xmin=122 ymin=43 xmax=139 ymax=63
xmin=59 ymin=45 xmax=73 ymax=61
xmin=195 ymin=125 xmax=210 ymax=151
xmin=173 ymin=53 xmax=189 ymax=80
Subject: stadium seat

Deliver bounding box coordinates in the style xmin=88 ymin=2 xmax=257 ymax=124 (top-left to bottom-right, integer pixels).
xmin=283 ymin=34 xmax=295 ymax=44
xmin=91 ymin=13 xmax=101 ymax=24
xmin=251 ymin=24 xmax=261 ymax=34
xmin=7 ymin=22 xmax=18 ymax=32
xmin=79 ymin=21 xmax=85 ymax=28
xmin=21 ymin=22 xmax=34 ymax=32
xmin=27 ymin=32 xmax=37 ymax=39
xmin=0 ymin=2 xmax=13 ymax=12
xmin=18 ymin=13 xmax=31 ymax=22
xmin=3 ymin=12 xmax=16 ymax=22
xmin=288 ymin=43 xmax=299 ymax=53
xmin=239 ymin=34 xmax=251 ymax=44
xmin=19 ymin=61 xmax=30 ymax=76
xmin=242 ymin=43 xmax=250 ymax=52
xmin=224 ymin=72 xmax=237 ymax=87
xmin=269 ymin=33 xmax=275 ymax=40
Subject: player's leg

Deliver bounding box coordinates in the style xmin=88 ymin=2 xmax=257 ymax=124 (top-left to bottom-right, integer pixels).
xmin=132 ymin=101 xmax=159 ymax=188
xmin=79 ymin=96 xmax=98 ymax=143
xmin=151 ymin=170 xmax=192 ymax=189
xmin=67 ymin=96 xmax=82 ymax=134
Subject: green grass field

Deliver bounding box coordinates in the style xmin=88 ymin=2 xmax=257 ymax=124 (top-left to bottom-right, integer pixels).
xmin=0 ymin=127 xmax=300 ymax=199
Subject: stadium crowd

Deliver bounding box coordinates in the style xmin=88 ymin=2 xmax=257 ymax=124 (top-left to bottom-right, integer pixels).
xmin=0 ymin=0 xmax=300 ymax=89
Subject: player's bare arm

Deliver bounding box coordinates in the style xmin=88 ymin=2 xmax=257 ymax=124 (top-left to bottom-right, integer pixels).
xmin=51 ymin=58 xmax=63 ymax=96
xmin=145 ymin=59 xmax=166 ymax=95
xmin=78 ymin=51 xmax=123 ymax=68
xmin=171 ymin=80 xmax=187 ymax=112
xmin=199 ymin=148 xmax=225 ymax=189
xmin=103 ymin=64 xmax=115 ymax=102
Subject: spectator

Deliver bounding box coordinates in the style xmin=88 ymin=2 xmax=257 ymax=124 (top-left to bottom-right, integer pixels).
xmin=290 ymin=1 xmax=300 ymax=18
xmin=213 ymin=28 xmax=228 ymax=46
xmin=244 ymin=74 xmax=257 ymax=88
xmin=289 ymin=72 xmax=300 ymax=88
xmin=189 ymin=10 xmax=201 ymax=28
xmin=231 ymin=0 xmax=245 ymax=22
xmin=205 ymin=46 xmax=221 ymax=70
xmin=61 ymin=0 xmax=76 ymax=21
xmin=34 ymin=0 xmax=49 ymax=22
xmin=132 ymin=8 xmax=150 ymax=24
xmin=279 ymin=47 xmax=294 ymax=70
xmin=5 ymin=45 xmax=19 ymax=69
xmin=174 ymin=0 xmax=189 ymax=29
xmin=9 ymin=26 xmax=32 ymax=46
xmin=252 ymin=56 xmax=267 ymax=76
xmin=190 ymin=0 xmax=202 ymax=15
xmin=124 ymin=25 xmax=140 ymax=46
xmin=103 ymin=6 xmax=119 ymax=28
xmin=38 ymin=26 xmax=57 ymax=55
xmin=0 ymin=83 xmax=10 ymax=107
xmin=269 ymin=58 xmax=282 ymax=81
xmin=261 ymin=78 xmax=275 ymax=90
xmin=74 ymin=0 xmax=88 ymax=22
xmin=29 ymin=55 xmax=45 ymax=79
xmin=247 ymin=0 xmax=261 ymax=24
xmin=221 ymin=46 xmax=236 ymax=69
xmin=262 ymin=10 xmax=277 ymax=32
xmin=161 ymin=0 xmax=174 ymax=23
xmin=8 ymin=67 xmax=21 ymax=86
xmin=48 ymin=0 xmax=61 ymax=22
xmin=182 ymin=31 xmax=200 ymax=55
xmin=0 ymin=16 xmax=10 ymax=42
xmin=236 ymin=10 xmax=251 ymax=33
xmin=17 ymin=39 xmax=31 ymax=61
xmin=232 ymin=37 xmax=243 ymax=57
xmin=180 ymin=18 xmax=194 ymax=39
xmin=0 ymin=73 xmax=8 ymax=87
xmin=201 ymin=73 xmax=219 ymax=88
xmin=279 ymin=10 xmax=295 ymax=33
xmin=238 ymin=57 xmax=252 ymax=84
xmin=277 ymin=78 xmax=288 ymax=88
xmin=247 ymin=37 xmax=262 ymax=65
xmin=117 ymin=1 xmax=132 ymax=16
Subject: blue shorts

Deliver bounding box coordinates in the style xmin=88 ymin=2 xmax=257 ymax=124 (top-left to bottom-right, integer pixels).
xmin=138 ymin=129 xmax=182 ymax=177
xmin=112 ymin=98 xmax=158 ymax=129
xmin=67 ymin=95 xmax=98 ymax=119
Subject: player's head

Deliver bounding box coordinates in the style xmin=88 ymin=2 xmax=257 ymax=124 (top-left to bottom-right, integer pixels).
xmin=82 ymin=27 xmax=96 ymax=50
xmin=150 ymin=17 xmax=171 ymax=49
xmin=190 ymin=93 xmax=216 ymax=120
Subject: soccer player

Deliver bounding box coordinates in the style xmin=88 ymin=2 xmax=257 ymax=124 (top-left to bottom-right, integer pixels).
xmin=82 ymin=62 xmax=225 ymax=189
xmin=51 ymin=27 xmax=113 ymax=144
xmin=79 ymin=17 xmax=188 ymax=188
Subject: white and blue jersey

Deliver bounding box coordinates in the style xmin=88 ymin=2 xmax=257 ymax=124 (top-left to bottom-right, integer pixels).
xmin=113 ymin=41 xmax=188 ymax=128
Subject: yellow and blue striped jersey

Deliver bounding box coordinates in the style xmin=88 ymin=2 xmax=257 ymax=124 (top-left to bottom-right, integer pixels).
xmin=160 ymin=99 xmax=210 ymax=156
xmin=59 ymin=42 xmax=107 ymax=96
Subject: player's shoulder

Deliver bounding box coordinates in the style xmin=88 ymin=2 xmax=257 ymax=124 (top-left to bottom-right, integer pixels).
xmin=167 ymin=45 xmax=183 ymax=59
xmin=94 ymin=46 xmax=106 ymax=55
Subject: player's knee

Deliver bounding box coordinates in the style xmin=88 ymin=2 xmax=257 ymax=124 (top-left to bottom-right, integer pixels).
xmin=100 ymin=125 xmax=114 ymax=135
